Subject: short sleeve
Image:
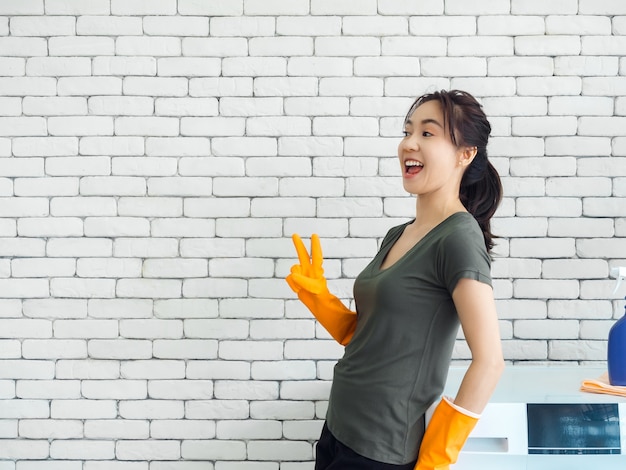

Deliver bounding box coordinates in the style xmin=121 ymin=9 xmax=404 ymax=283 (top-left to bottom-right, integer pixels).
xmin=437 ymin=217 xmax=492 ymax=294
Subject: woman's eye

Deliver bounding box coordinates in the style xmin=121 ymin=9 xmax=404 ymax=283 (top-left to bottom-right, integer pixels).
xmin=402 ymin=131 xmax=410 ymax=137
xmin=422 ymin=131 xmax=432 ymax=137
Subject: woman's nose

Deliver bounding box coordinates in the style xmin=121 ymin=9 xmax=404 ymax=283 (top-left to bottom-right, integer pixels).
xmin=402 ymin=134 xmax=418 ymax=151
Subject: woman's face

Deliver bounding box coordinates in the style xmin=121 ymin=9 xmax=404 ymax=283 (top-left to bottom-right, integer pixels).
xmin=398 ymin=99 xmax=469 ymax=199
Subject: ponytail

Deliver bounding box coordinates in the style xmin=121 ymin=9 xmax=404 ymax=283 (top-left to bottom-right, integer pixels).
xmin=460 ymin=155 xmax=503 ymax=252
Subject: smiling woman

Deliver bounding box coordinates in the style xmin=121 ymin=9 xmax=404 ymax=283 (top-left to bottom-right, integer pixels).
xmin=287 ymin=89 xmax=505 ymax=470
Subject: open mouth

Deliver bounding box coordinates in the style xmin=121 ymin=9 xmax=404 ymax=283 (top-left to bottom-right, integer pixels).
xmin=404 ymin=160 xmax=423 ymax=175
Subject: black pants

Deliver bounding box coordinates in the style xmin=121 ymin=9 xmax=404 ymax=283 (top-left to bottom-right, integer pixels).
xmin=315 ymin=422 xmax=417 ymax=470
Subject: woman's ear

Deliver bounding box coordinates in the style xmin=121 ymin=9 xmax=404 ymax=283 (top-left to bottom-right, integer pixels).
xmin=459 ymin=146 xmax=477 ymax=167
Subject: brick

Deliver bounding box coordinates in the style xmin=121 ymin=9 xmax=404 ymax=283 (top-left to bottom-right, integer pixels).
xmin=246 ymin=157 xmax=310 ymax=177
xmin=249 ymin=37 xmax=313 ymax=57
xmin=319 ymin=77 xmax=383 ymax=97
xmin=223 ymin=57 xmax=286 ymax=77
xmin=151 ymin=218 xmax=215 ymax=237
xmin=354 ymin=56 xmax=420 ymax=77
xmin=582 ymin=77 xmax=626 ymax=96
xmin=76 ymin=257 xmax=139 ymax=282
xmin=151 ymin=419 xmax=215 ymax=438
xmin=50 ymin=278 xmax=115 ymax=300
xmin=0 ymin=439 xmax=49 ymax=459
xmin=483 ymin=97 xmax=546 ymax=116
xmin=247 ymin=116 xmax=311 ymax=137
xmin=186 ymin=361 xmax=250 ymax=380
xmin=179 ymin=238 xmax=245 ymax=259
xmin=117 ymin=279 xmax=182 ymax=299
xmin=543 ymin=259 xmax=608 ymax=279
xmin=489 ymin=57 xmax=553 ymax=76
xmin=10 ymin=16 xmax=75 ymax=36
xmin=19 ymin=419 xmax=82 ymax=439
xmin=492 ymin=218 xmax=547 ymax=238
xmin=342 ymin=16 xmax=408 ymax=36
xmin=119 ymin=319 xmax=183 ymax=339
xmin=153 ymin=340 xmax=217 ymax=359
xmin=514 ymin=279 xmax=579 ymax=299
xmin=0 ymin=0 xmax=43 ymax=14
xmin=548 ymin=217 xmax=614 ymax=238
xmin=112 ymin=0 xmax=175 ymax=14
xmin=250 ymin=400 xmax=314 ymax=420
xmin=11 ymin=259 xmax=68 ymax=283
xmin=510 ymin=158 xmax=576 ymax=177
xmin=212 ymin=137 xmax=277 ymax=157
xmin=549 ymin=300 xmax=613 ymax=319
xmin=49 ymin=37 xmax=114 ymax=56
xmin=154 ymin=299 xmax=218 ymax=319
xmin=578 ymin=158 xmax=626 ymax=176
xmin=53 ymin=319 xmax=117 ymax=338
xmin=116 ymin=37 xmax=180 ymax=57
xmin=46 ymin=157 xmax=111 ymax=176
xmin=578 ymin=239 xmax=626 ymax=259
xmin=245 ymin=0 xmax=308 ymax=15
xmin=22 ymin=339 xmax=86 ymax=360
xmin=84 ymin=420 xmax=149 ymax=440
xmin=516 ymin=35 xmax=580 ymax=56
xmin=46 ymin=238 xmax=112 ymax=257
xmin=449 ymin=36 xmax=514 ymax=56
xmin=545 ymin=136 xmax=611 ymax=156
xmin=510 ymin=237 xmax=576 ymax=258
xmin=79 ymin=137 xmax=145 ymax=156
xmin=382 ymin=36 xmax=446 ymax=57
xmin=117 ymin=198 xmax=182 ymax=217
xmin=83 ymin=218 xmax=149 ymax=237
xmin=247 ymin=440 xmax=312 ymax=461
xmin=181 ymin=117 xmax=243 ymax=137
xmin=515 ymin=320 xmax=579 ymax=339
xmin=477 ymin=15 xmax=544 ymax=35
xmin=49 ymin=117 xmax=114 ymax=136
xmin=215 ymin=218 xmax=281 ymax=238
xmin=45 ymin=0 xmax=109 ymax=14
xmin=15 ymin=178 xmax=78 ymax=197
xmin=121 ymin=360 xmax=185 ymax=380
xmin=583 ymin=197 xmax=626 ymax=217
xmin=580 ymin=117 xmax=626 ymax=137
xmin=178 ymin=0 xmax=242 ymax=16
xmin=554 ymin=56 xmax=617 ymax=76
xmin=77 ymin=16 xmax=142 ymax=36
xmin=0 ymin=38 xmax=47 ymax=56
xmin=23 ymin=299 xmax=85 ymax=319
xmin=50 ymin=440 xmax=115 ymax=459
xmin=310 ymin=0 xmax=376 ymax=15
xmin=550 ymin=340 xmax=605 ymax=361
xmin=88 ymin=96 xmax=153 ymax=116
xmin=276 ymin=16 xmax=341 ymax=36
xmin=93 ymin=57 xmax=156 ymax=77
xmin=144 ymin=16 xmax=209 ymax=36
xmin=156 ymin=98 xmax=218 ymax=117
xmin=512 ymin=116 xmax=577 ymax=136
xmin=115 ymin=117 xmax=178 ymax=137
xmin=0 ymin=117 xmax=46 ymax=137
xmin=546 ymin=177 xmax=611 ymax=197
xmin=409 ymin=16 xmax=475 ymax=36
xmin=88 ymin=339 xmax=152 ymax=359
xmin=112 ymin=157 xmax=175 ymax=176
xmin=0 ymin=97 xmax=21 ymax=116
xmin=123 ymin=77 xmax=187 ymax=97
xmin=85 ymin=299 xmax=145 ymax=324
xmin=217 ymin=419 xmax=281 ymax=440
xmin=182 ymin=439 xmax=246 ymax=460
xmin=287 ymin=57 xmax=352 ymax=77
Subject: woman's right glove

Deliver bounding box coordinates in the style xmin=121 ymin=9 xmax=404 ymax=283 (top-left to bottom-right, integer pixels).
xmin=285 ymin=234 xmax=357 ymax=346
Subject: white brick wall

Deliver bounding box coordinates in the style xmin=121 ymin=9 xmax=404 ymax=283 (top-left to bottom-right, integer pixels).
xmin=1 ymin=0 xmax=625 ymax=466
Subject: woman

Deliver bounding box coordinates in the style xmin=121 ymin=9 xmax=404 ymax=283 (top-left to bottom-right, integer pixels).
xmin=286 ymin=90 xmax=505 ymax=469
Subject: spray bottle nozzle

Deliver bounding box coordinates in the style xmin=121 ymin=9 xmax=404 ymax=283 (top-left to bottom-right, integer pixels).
xmin=611 ymin=267 xmax=626 ymax=296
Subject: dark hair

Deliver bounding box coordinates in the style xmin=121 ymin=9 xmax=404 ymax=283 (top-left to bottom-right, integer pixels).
xmin=404 ymin=89 xmax=503 ymax=252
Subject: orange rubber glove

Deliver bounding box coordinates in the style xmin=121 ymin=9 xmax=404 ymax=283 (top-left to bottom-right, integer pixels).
xmin=414 ymin=397 xmax=479 ymax=470
xmin=285 ymin=234 xmax=357 ymax=346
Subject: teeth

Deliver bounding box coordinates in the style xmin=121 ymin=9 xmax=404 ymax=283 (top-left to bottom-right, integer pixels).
xmin=405 ymin=160 xmax=423 ymax=167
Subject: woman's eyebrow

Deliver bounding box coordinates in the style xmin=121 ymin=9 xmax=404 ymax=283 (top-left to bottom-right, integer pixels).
xmin=405 ymin=118 xmax=443 ymax=128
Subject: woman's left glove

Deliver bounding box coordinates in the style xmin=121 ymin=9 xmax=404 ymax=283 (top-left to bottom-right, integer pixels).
xmin=414 ymin=397 xmax=479 ymax=470
xmin=286 ymin=234 xmax=357 ymax=346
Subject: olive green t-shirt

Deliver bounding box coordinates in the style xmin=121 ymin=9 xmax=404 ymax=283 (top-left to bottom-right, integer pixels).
xmin=325 ymin=212 xmax=492 ymax=464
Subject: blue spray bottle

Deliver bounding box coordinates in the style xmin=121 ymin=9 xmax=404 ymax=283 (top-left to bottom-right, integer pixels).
xmin=608 ymin=267 xmax=626 ymax=386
